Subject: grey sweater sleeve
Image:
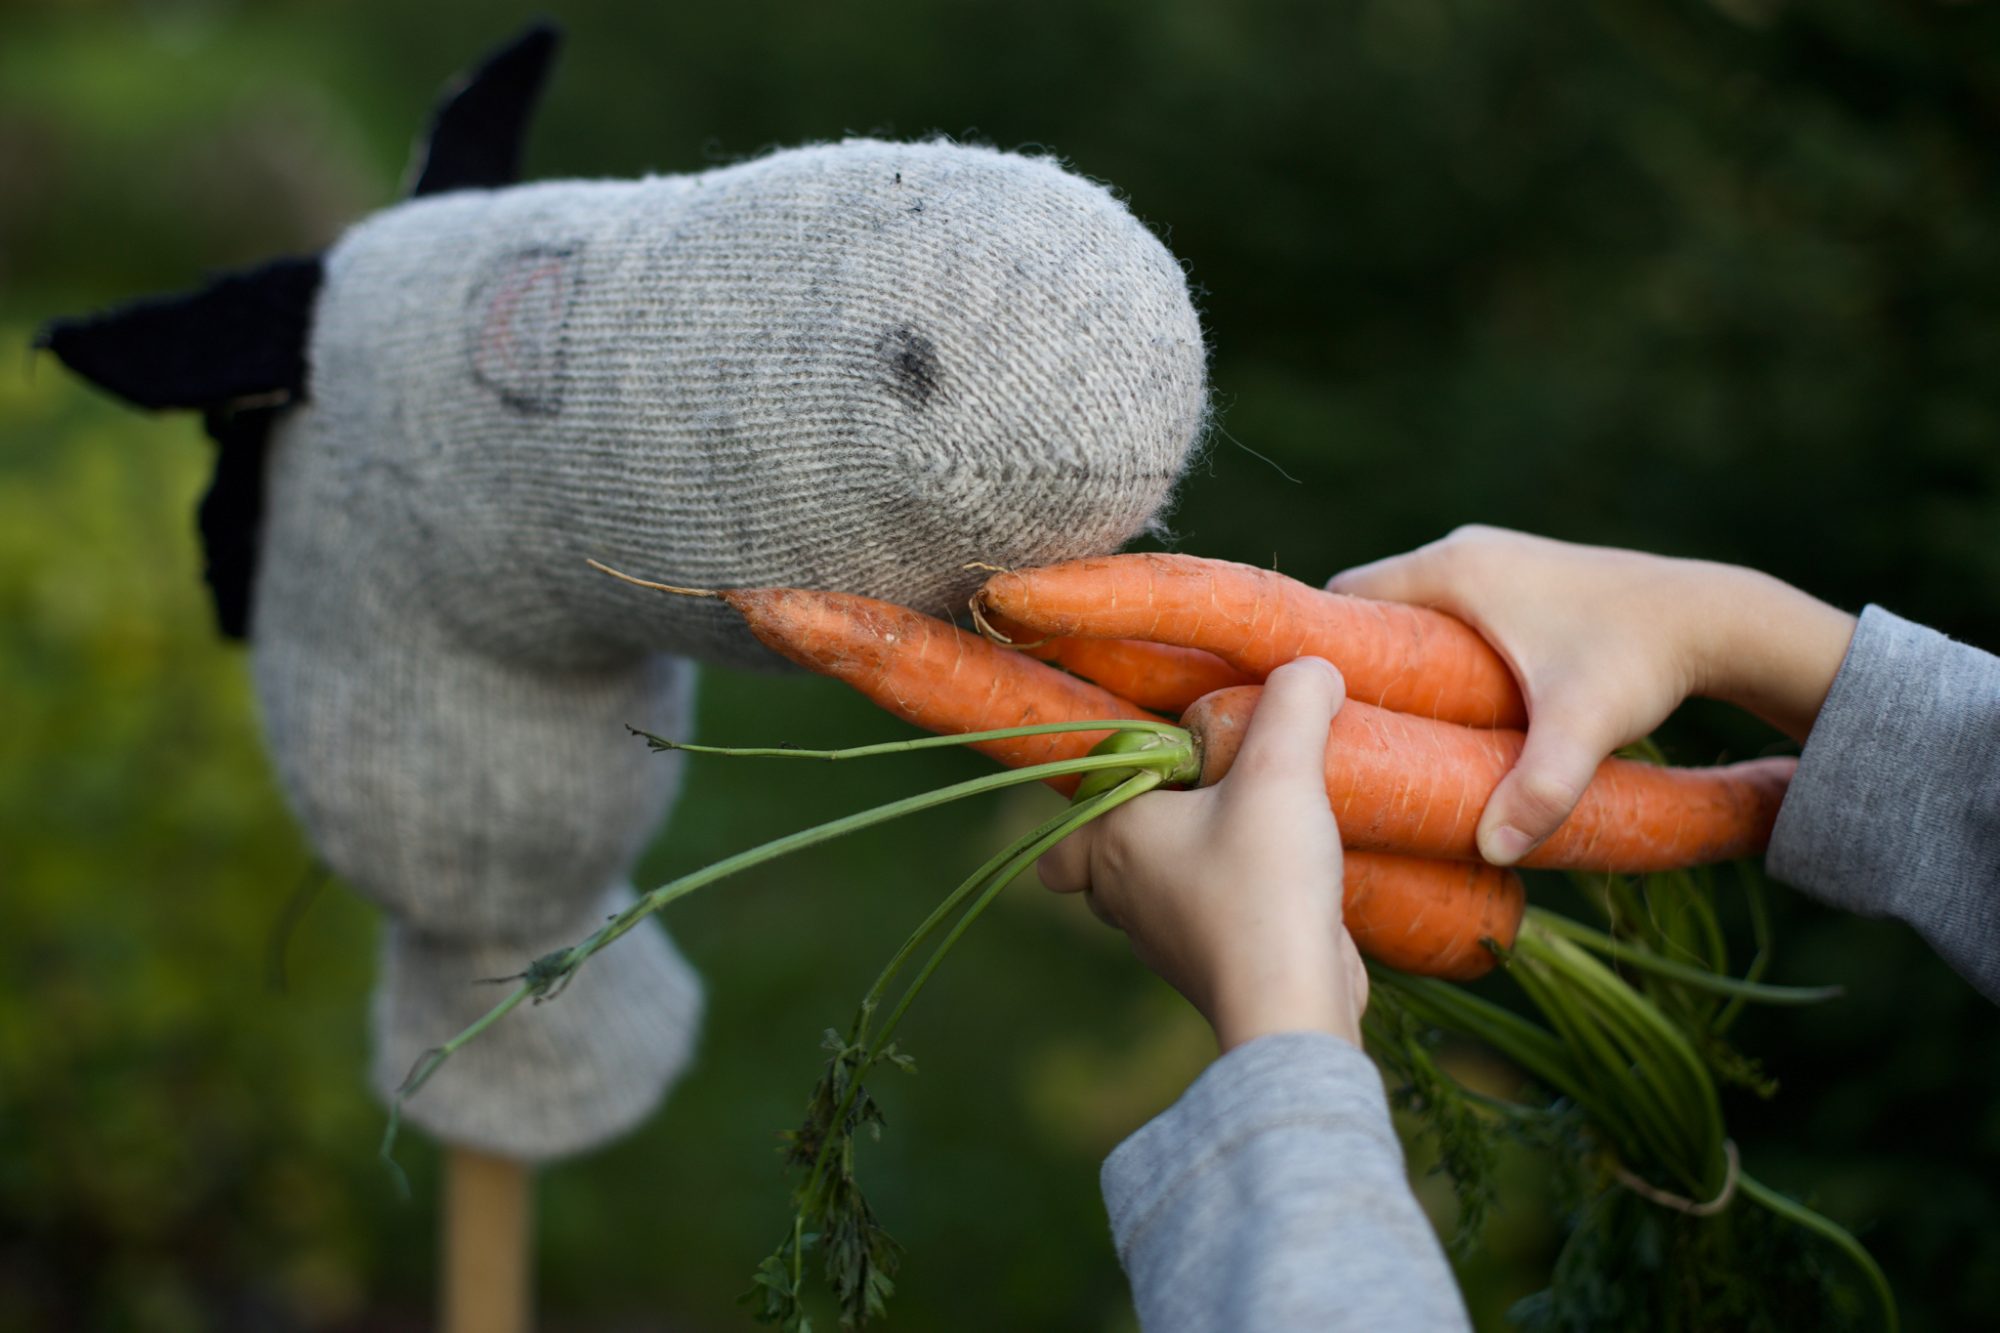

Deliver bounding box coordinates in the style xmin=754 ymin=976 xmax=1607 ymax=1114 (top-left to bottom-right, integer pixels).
xmin=1102 ymin=1032 xmax=1471 ymax=1333
xmin=1767 ymin=605 xmax=2000 ymax=1002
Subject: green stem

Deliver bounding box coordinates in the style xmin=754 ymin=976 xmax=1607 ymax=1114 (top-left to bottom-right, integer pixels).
xmin=1739 ymin=1172 xmax=1898 ymax=1333
xmin=1520 ymin=929 xmax=1724 ymax=1193
xmin=1516 ymin=930 xmax=1713 ymax=1183
xmin=850 ymin=802 xmax=1085 ymax=1050
xmin=876 ymin=771 xmax=1163 ymax=1048
xmin=567 ymin=746 xmax=1182 ymax=965
xmin=1528 ymin=909 xmax=1843 ymax=1007
xmin=1716 ymin=869 xmax=1776 ymax=1033
xmin=1505 ymin=948 xmax=1659 ymax=1169
xmin=790 ymin=1211 xmax=804 ymax=1304
xmin=631 ymin=717 xmax=1188 ymax=762
xmin=1682 ymin=879 xmax=1730 ymax=976
xmin=1365 ymin=968 xmax=1579 ymax=1103
xmin=377 ymin=982 xmax=533 ymax=1193
xmin=1540 ymin=930 xmax=1717 ymax=1138
xmin=1633 ymin=868 xmax=1725 ymax=973
xmin=799 ymin=771 xmax=1163 ymax=1217
xmin=1602 ymin=876 xmax=1648 ymax=941
xmin=383 ymin=746 xmax=1189 ymax=1172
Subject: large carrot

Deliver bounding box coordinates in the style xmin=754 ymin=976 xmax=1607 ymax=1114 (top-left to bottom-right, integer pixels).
xmin=978 ymin=609 xmax=1255 ymax=714
xmin=1186 ymin=687 xmax=1795 ymax=872
xmin=976 ymin=552 xmax=1529 ymax=728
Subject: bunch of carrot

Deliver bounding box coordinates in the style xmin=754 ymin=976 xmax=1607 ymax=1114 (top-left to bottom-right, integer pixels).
xmin=386 ymin=552 xmax=1892 ymax=1332
xmin=620 ymin=553 xmax=1793 ymax=980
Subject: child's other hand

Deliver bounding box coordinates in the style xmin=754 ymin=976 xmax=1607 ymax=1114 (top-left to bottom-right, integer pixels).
xmin=1036 ymin=658 xmax=1367 ymax=1052
xmin=1328 ymin=525 xmax=1856 ymax=866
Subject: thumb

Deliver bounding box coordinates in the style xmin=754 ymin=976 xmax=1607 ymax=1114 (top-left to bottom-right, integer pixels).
xmin=1224 ymin=657 xmax=1346 ymax=796
xmin=1036 ymin=818 xmax=1098 ymax=895
xmin=1324 ymin=550 xmax=1437 ymax=604
xmin=1476 ymin=713 xmax=1618 ymax=865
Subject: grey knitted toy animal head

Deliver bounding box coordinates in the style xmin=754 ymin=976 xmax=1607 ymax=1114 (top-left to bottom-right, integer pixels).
xmin=317 ymin=136 xmax=1205 ymax=669
xmin=44 ymin=25 xmax=1206 ymax=1160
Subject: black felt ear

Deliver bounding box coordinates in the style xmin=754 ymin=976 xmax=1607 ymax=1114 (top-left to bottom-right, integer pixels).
xmin=34 ymin=22 xmax=563 ymax=644
xmin=35 ymin=254 xmax=320 ymax=641
xmin=198 ymin=405 xmax=280 ymax=639
xmin=35 ymin=255 xmax=323 ymax=412
xmin=407 ymin=21 xmax=563 ymax=197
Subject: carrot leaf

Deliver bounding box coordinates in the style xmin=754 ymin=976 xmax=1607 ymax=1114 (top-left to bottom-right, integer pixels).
xmin=1366 ymin=996 xmax=1506 ymax=1255
xmin=748 ymin=770 xmax=1162 ymax=1329
xmin=1375 ymin=860 xmax=1891 ymax=1331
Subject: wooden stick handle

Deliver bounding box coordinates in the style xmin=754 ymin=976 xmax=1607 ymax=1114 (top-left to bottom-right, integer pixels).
xmin=442 ymin=1146 xmax=534 ymax=1333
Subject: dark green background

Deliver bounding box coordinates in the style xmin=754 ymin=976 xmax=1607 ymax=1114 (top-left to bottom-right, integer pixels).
xmin=4 ymin=1 xmax=1997 ymax=1328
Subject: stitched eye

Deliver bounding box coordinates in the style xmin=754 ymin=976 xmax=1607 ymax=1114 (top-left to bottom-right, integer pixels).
xmin=877 ymin=325 xmax=943 ymax=411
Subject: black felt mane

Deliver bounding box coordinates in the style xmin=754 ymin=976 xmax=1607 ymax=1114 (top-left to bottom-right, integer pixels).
xmin=35 ymin=22 xmax=563 ymax=638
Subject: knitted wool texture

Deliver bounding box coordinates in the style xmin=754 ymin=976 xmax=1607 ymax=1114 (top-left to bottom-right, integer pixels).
xmin=253 ymin=138 xmax=1208 ymax=1159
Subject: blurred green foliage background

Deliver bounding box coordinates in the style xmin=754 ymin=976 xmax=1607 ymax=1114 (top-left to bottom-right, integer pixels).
xmin=4 ymin=0 xmax=1998 ymax=1328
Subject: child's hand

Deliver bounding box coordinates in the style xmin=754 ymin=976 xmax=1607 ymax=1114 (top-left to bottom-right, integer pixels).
xmin=1328 ymin=525 xmax=1857 ymax=866
xmin=1036 ymin=658 xmax=1367 ymax=1051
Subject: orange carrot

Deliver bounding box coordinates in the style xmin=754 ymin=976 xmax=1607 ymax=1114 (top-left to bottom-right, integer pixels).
xmin=1185 ymin=687 xmax=1796 ymax=872
xmin=632 ymin=579 xmax=1158 ymax=792
xmin=979 ymin=610 xmax=1255 ymax=714
xmin=1344 ymin=852 xmax=1522 ymax=981
xmin=976 ymin=552 xmax=1529 ymax=728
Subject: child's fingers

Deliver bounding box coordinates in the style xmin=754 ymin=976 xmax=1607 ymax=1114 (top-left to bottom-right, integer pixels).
xmin=1325 ymin=528 xmax=1492 ymax=606
xmin=1475 ymin=707 xmax=1617 ymax=864
xmin=1221 ymin=657 xmax=1346 ymax=799
xmin=1036 ymin=820 xmax=1097 ymax=895
xmin=1324 ymin=550 xmax=1434 ymax=604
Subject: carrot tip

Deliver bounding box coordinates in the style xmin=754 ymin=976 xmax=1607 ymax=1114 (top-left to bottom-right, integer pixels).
xmin=586 ymin=558 xmax=721 ymax=599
